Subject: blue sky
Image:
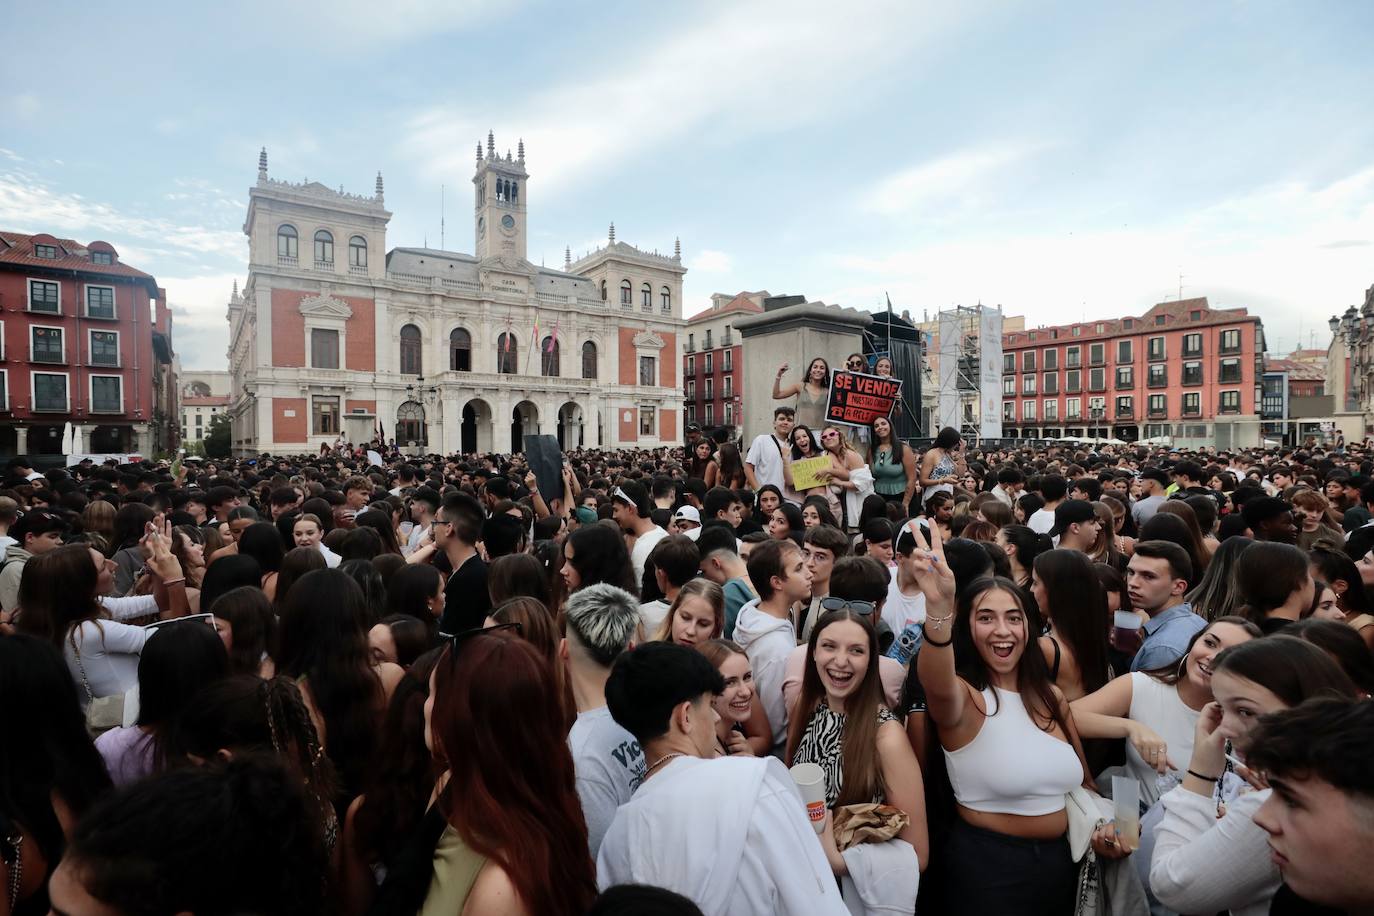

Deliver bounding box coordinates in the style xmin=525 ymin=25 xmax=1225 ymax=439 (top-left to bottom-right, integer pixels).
xmin=3 ymin=0 xmax=1372 ymax=369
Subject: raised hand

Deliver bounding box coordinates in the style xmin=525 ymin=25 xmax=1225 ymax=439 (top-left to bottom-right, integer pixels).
xmin=143 ymin=518 xmax=183 ymax=581
xmin=907 ymin=520 xmax=956 ymax=611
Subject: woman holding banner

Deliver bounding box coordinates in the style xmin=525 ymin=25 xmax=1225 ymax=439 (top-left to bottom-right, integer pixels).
xmin=815 ymin=425 xmax=872 ymax=533
xmin=773 ymin=358 xmax=831 ymax=430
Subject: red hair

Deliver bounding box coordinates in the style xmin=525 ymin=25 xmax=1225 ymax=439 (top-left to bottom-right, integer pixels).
xmin=432 ymin=633 xmax=595 ymax=915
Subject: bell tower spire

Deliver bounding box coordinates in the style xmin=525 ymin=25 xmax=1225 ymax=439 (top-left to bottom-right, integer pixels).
xmin=473 ymin=130 xmax=528 ymax=262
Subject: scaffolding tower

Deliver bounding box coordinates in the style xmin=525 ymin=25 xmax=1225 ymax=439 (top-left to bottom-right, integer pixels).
xmin=935 ymin=304 xmax=1002 ymax=441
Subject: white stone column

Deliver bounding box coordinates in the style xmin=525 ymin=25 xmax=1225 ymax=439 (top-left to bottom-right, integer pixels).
xmin=15 ymin=426 xmax=29 ymax=455
xmin=135 ymin=424 xmax=154 ymax=457
xmin=495 ymin=395 xmax=513 ymax=454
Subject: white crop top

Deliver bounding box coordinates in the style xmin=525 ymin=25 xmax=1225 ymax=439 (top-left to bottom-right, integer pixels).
xmin=943 ymin=686 xmax=1082 ymax=817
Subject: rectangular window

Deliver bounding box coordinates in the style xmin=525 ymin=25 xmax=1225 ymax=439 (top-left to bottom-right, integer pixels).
xmin=1183 ymin=392 xmax=1201 ymax=415
xmin=1022 ymin=351 xmax=1036 ymax=372
xmin=640 ymin=406 xmax=656 ymax=436
xmin=1088 ymin=396 xmax=1106 ymax=420
xmin=1220 ymin=329 xmax=1241 ymax=354
xmin=724 ymin=402 xmax=734 ymax=426
xmin=0 ymin=371 xmax=7 ymax=410
xmin=1116 ymin=366 xmax=1133 ymax=389
xmin=1066 ymin=369 xmax=1081 ymax=393
xmin=1148 ymin=394 xmax=1166 ymax=416
xmin=1043 ymin=399 xmax=1058 ymax=421
xmin=1183 ymin=333 xmax=1202 ymax=358
xmin=1023 ymin=400 xmax=1037 ymax=421
xmin=28 ymin=279 xmax=60 ymax=314
xmin=724 ymin=376 xmax=733 ymax=398
xmin=85 ymin=286 xmax=115 ymax=319
xmin=1089 ymin=367 xmax=1106 ymax=391
xmin=639 ymin=356 xmax=657 ymax=386
xmin=1148 ymin=364 xmax=1168 ymax=388
xmin=1066 ymin=397 xmax=1081 ymax=420
xmin=90 ymin=375 xmax=122 ymax=413
xmin=704 ymin=353 xmax=713 ymax=374
xmin=1117 ymin=339 xmax=1133 ymax=363
xmin=312 ymin=396 xmax=339 ymax=435
xmin=704 ymin=377 xmax=713 ymax=401
xmin=687 ymin=334 xmax=694 ymax=352
xmin=1003 ymin=401 xmax=1015 ymax=421
xmin=310 ymin=329 xmax=339 ymax=369
xmin=1089 ymin=342 xmax=1105 ymax=366
xmin=1022 ymin=375 xmax=1037 ymax=395
xmin=1042 ymin=372 xmax=1058 ymax=395
xmin=32 ymin=372 xmax=68 ymax=411
xmin=1219 ymin=390 xmax=1241 ymax=413
xmin=687 ymin=356 xmax=694 ymax=376
xmin=687 ymin=379 xmax=695 ymax=399
xmin=89 ymin=330 xmax=119 ymax=367
xmin=92 ymin=251 xmax=113 ymax=265
xmin=1182 ymin=362 xmax=1202 ymax=386
xmin=704 ymin=402 xmax=714 ymax=426
xmin=1043 ymin=349 xmax=1058 ymax=370
xmin=1065 ymin=347 xmax=1080 ymax=368
xmin=31 ymin=327 xmax=64 ymax=364
xmin=1148 ymin=336 xmax=1166 ymax=361
xmin=723 ymin=349 xmax=732 ymax=371
xmin=1003 ymin=353 xmax=1015 ymax=373
xmin=34 ymin=244 xmax=58 ymax=259
xmin=1003 ymin=376 xmax=1015 ymax=396
xmin=1115 ymin=395 xmax=1133 ymax=419
xmin=1219 ymin=358 xmax=1242 ymax=383
xmin=686 ymin=403 xmax=695 ymax=424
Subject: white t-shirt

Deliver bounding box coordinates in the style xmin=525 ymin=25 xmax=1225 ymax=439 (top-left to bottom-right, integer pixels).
xmin=630 ymin=525 xmax=669 ymax=587
xmin=569 ymin=706 xmax=646 ymax=857
xmin=1028 ymin=507 xmax=1056 ymax=535
xmin=883 ymin=567 xmax=927 ymax=635
xmin=1126 ymin=672 xmax=1200 ymax=807
xmin=639 ymin=599 xmax=671 ymax=638
xmin=745 ymin=434 xmax=788 ymax=493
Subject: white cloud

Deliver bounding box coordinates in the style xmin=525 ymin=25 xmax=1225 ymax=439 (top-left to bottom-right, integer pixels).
xmin=866 ymin=142 xmax=1052 ymax=216
xmin=824 ymin=164 xmax=1374 ymax=352
xmin=399 ymin=0 xmax=976 ymax=195
xmin=0 ymin=148 xmax=22 ymax=162
xmin=160 ymin=273 xmax=240 ymax=370
xmin=690 ymin=249 xmax=732 ymax=272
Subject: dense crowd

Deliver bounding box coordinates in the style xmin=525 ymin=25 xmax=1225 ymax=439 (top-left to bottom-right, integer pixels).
xmin=3 ymin=388 xmax=1374 ymax=915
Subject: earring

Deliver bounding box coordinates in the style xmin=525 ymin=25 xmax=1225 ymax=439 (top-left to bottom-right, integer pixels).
xmin=1177 ymin=655 xmax=1188 ymax=681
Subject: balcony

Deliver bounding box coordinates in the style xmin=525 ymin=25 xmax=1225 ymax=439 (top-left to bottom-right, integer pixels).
xmin=1115 ymin=408 xmax=1135 ymax=421
xmin=1182 ymin=404 xmax=1202 ymax=417
xmin=1147 ymin=375 xmax=1168 ymax=389
xmin=314 ymin=260 xmax=335 ymax=272
xmin=1147 ymin=405 xmax=1167 ymax=418
xmin=349 ymin=265 xmax=368 ymax=277
xmin=722 ymin=333 xmax=734 ymax=347
xmin=277 ymin=255 xmax=298 ymax=268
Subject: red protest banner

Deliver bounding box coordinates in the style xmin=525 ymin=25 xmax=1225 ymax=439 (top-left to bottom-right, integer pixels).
xmin=825 ymin=371 xmax=902 ymax=426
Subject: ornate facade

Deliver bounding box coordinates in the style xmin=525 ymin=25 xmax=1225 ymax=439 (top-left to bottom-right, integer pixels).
xmin=228 ymin=135 xmax=685 ymax=455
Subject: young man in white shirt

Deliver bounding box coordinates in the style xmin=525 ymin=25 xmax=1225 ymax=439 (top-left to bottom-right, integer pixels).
xmin=612 ymin=479 xmax=668 ymax=588
xmin=638 ymin=535 xmax=699 ymax=635
xmin=744 ymin=407 xmax=795 ymax=498
xmin=1051 ymin=499 xmax=1102 ymax=554
xmin=404 ymin=487 xmax=439 ymax=557
xmin=598 ymin=641 xmax=847 ymax=916
xmin=563 ymin=582 xmax=647 ymax=858
xmin=733 ymin=539 xmax=812 ymax=753
xmin=1028 ymin=473 xmax=1067 ymax=535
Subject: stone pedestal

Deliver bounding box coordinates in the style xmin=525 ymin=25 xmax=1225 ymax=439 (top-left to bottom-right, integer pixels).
xmin=734 ymin=301 xmax=873 ymax=441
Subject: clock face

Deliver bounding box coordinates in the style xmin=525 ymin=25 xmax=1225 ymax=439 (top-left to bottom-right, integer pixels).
xmin=501 ymin=214 xmax=516 ymax=230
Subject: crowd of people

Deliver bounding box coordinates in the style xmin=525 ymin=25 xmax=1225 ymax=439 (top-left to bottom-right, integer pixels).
xmin=3 ymin=388 xmax=1374 ymax=915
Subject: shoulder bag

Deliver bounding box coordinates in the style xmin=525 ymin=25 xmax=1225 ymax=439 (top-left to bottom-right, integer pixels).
xmin=68 ymin=626 xmax=125 ymax=736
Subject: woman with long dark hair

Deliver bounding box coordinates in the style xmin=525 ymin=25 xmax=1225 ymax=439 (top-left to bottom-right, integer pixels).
xmin=209 ymin=585 xmax=277 ymax=678
xmin=685 ymin=439 xmax=718 ymax=484
xmin=486 ymin=552 xmax=551 ymax=607
xmin=752 ymin=484 xmax=783 ymax=527
xmin=918 ymin=427 xmax=964 ymax=506
xmin=237 ymin=521 xmax=285 ymax=601
xmin=355 ymin=508 xmax=404 ymax=556
xmin=1185 ymin=536 xmax=1253 ymax=621
xmin=786 ymin=608 xmax=928 ymax=883
xmin=0 ymin=634 xmax=113 ymax=915
xmin=560 ymin=524 xmax=636 ymax=599
xmin=1031 ymin=549 xmax=1112 ymax=701
xmin=384 ymin=562 xmax=445 ymax=627
xmin=276 ymin=568 xmax=405 ymax=805
xmin=995 ymin=524 xmax=1052 ymax=588
xmin=1233 ymin=541 xmax=1316 ymax=634
xmin=773 ymin=356 xmax=831 ymax=429
xmin=110 ymin=502 xmax=156 ymax=595
xmin=273 ymin=545 xmax=327 ymax=611
xmin=785 ymin=425 xmax=828 ymax=503
xmin=715 ymin=441 xmax=747 ymax=490
xmin=1307 ymin=543 xmax=1374 ymax=648
xmin=766 ymin=502 xmax=805 ymax=546
xmin=914 ymin=524 xmax=1114 ymax=914
xmin=372 ymin=629 xmax=597 ymax=915
xmin=869 ymin=415 xmax=917 ymax=514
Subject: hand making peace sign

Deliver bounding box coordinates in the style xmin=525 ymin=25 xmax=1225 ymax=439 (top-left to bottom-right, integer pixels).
xmin=905 ymin=518 xmax=956 ymax=613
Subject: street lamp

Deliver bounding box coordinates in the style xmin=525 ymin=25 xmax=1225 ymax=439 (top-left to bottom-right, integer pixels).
xmin=1090 ymin=405 xmax=1104 ymax=446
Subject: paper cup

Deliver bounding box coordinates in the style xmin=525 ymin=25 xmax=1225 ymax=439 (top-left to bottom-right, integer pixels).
xmin=790 ymin=762 xmax=827 ymax=834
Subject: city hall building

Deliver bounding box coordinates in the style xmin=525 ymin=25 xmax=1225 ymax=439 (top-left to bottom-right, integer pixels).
xmin=228 ymin=134 xmax=685 ymax=456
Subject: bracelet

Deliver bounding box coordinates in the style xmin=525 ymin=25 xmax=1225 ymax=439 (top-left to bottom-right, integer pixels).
xmin=161 ymin=578 xmax=186 ymax=587
xmin=925 ymin=612 xmax=954 ymax=625
xmin=921 ymin=625 xmax=953 ymax=648
xmin=1186 ymin=768 xmax=1221 ymax=782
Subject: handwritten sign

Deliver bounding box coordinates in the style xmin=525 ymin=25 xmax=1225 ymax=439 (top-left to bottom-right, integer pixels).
xmin=790 ymin=456 xmax=831 ymax=491
xmin=826 ymin=371 xmax=902 ymax=426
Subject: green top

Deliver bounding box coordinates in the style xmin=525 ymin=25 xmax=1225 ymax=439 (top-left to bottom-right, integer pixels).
xmin=871 ymin=445 xmax=908 ymax=495
xmin=421 ymin=825 xmax=489 ymax=916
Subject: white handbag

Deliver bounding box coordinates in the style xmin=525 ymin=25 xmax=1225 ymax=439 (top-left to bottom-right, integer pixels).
xmin=69 ymin=628 xmax=126 ymax=736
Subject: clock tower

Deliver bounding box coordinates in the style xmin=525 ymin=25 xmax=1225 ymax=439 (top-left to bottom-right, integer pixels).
xmin=473 ymin=131 xmax=528 ymax=263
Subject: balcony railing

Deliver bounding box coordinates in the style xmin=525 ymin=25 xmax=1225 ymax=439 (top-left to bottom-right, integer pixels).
xmin=349 ymin=265 xmax=368 ymax=276
xmin=277 ymin=255 xmax=299 ymax=267
xmin=1115 ymin=409 xmax=1135 ymax=420
xmin=314 ymin=260 xmax=334 ymax=271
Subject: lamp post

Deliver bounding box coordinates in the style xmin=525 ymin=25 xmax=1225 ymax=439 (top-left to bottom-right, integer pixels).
xmin=404 ymin=376 xmax=440 ymax=451
xmin=1090 ymin=405 xmax=1104 ymax=447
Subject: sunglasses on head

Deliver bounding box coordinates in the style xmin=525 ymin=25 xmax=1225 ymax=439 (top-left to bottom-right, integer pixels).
xmin=442 ymin=621 xmax=523 ymax=649
xmin=819 ymin=597 xmax=877 ymax=617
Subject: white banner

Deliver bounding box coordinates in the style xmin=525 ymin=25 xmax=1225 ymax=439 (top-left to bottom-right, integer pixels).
xmin=979 ymin=306 xmax=1004 ymax=439
xmin=937 ymin=310 xmax=960 ymax=433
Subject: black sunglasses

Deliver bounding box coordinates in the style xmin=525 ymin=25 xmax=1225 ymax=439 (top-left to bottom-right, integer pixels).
xmin=441 ymin=621 xmax=523 ymax=648
xmin=819 ymin=597 xmax=876 ymax=617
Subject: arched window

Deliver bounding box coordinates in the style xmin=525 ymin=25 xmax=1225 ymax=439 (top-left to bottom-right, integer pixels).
xmin=399 ymin=324 xmax=422 ymax=376
xmin=541 ymin=337 xmax=560 ymax=377
xmin=449 ymin=327 xmax=471 ymax=371
xmin=641 ymin=283 xmax=652 ymax=310
xmin=313 ymin=230 xmax=334 ymax=265
xmin=348 ymin=235 xmax=367 ymax=268
xmin=276 ymin=224 xmax=298 ymax=259
xmin=600 ymin=280 xmax=607 ymax=302
xmin=396 ymin=401 xmax=427 ymax=446
xmin=510 ymin=181 xmax=518 ymax=204
xmin=619 ymin=280 xmax=632 ymax=306
xmin=581 ymin=341 xmax=597 ymax=380
xmin=661 ymin=286 xmax=671 ymax=311
xmin=496 ymin=333 xmax=518 ymax=374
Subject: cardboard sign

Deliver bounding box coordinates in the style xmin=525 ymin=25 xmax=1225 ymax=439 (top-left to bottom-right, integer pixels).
xmin=826 ymin=371 xmax=902 ymax=426
xmin=523 ymin=435 xmax=564 ymax=502
xmin=790 ymin=455 xmax=832 ymax=491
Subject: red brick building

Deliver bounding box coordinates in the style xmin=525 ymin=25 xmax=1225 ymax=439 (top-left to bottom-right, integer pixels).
xmin=1000 ymin=298 xmax=1266 ymax=448
xmin=0 ymin=232 xmax=176 ymax=457
xmin=684 ymin=292 xmax=764 ymax=433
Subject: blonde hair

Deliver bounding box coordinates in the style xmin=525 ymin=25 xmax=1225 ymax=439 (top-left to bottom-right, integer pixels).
xmin=822 ymin=425 xmax=855 ymax=456
xmin=653 ymin=579 xmax=725 ymax=643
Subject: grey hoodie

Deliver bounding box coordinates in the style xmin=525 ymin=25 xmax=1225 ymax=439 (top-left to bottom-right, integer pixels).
xmin=0 ymin=543 xmax=32 ymax=614
xmin=732 ymin=598 xmax=796 ymax=754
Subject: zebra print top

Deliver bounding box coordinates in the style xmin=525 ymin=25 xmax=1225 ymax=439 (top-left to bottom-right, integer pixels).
xmin=792 ymin=702 xmax=897 ymax=807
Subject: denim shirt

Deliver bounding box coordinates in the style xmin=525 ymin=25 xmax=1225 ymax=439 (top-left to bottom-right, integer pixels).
xmin=1130 ymin=603 xmax=1206 ymax=672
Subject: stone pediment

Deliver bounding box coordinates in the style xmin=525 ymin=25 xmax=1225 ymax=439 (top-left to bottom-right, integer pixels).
xmin=479 ymin=255 xmax=536 ymax=275
xmin=299 ymin=293 xmax=353 ymax=319
xmin=633 ymin=330 xmax=666 ymax=350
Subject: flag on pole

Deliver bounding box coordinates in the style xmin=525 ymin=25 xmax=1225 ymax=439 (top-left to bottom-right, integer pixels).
xmin=546 ymin=320 xmax=559 ymax=353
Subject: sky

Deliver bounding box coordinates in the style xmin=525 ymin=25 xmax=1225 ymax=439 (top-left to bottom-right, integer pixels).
xmin=2 ymin=0 xmax=1372 ymax=369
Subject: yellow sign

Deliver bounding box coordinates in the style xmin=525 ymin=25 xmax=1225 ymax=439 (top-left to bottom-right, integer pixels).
xmin=790 ymin=456 xmax=832 ymax=491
